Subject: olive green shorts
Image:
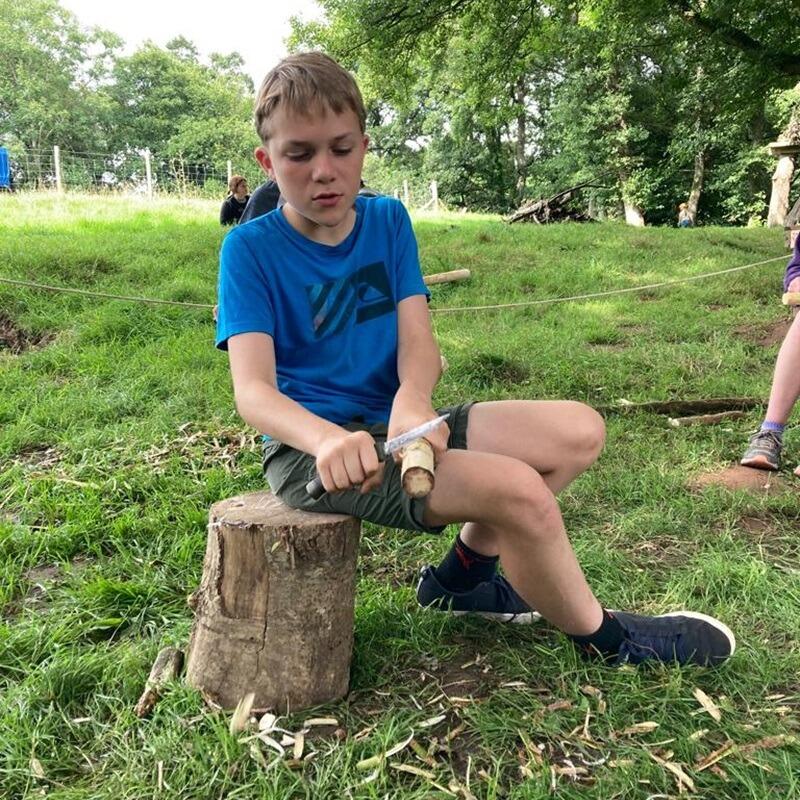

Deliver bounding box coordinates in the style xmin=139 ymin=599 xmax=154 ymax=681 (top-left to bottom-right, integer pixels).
xmin=262 ymin=402 xmax=475 ymax=534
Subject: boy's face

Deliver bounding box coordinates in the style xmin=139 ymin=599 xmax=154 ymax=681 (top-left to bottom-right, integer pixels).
xmin=255 ymin=105 xmax=368 ymax=245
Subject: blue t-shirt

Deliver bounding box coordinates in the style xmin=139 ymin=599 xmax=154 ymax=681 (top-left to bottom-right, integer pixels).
xmin=215 ymin=195 xmax=429 ymax=426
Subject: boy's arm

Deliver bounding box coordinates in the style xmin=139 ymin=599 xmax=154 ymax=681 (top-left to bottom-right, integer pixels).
xmin=388 ymin=295 xmax=449 ymax=458
xmin=228 ymin=332 xmax=382 ymax=493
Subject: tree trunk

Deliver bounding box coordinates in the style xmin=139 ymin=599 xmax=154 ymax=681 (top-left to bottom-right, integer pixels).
xmin=768 ymin=155 xmax=796 ymax=227
xmin=687 ymin=147 xmax=707 ymax=222
xmin=185 ymin=491 xmax=361 ymax=712
xmin=513 ymin=76 xmax=528 ymax=204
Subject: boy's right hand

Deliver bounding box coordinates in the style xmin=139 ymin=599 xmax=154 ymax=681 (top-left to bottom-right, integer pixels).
xmin=315 ymin=430 xmax=384 ymax=494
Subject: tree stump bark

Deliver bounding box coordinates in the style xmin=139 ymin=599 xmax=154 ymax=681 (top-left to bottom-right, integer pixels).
xmin=185 ymin=491 xmax=361 ymax=712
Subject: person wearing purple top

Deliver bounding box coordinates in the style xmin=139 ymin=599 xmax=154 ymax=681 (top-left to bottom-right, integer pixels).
xmin=741 ymin=234 xmax=800 ymax=473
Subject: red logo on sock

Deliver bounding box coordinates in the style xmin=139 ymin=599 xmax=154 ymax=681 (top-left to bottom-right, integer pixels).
xmin=455 ymin=543 xmax=476 ymax=570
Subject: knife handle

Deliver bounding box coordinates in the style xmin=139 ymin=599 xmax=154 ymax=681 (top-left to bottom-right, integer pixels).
xmin=305 ymin=441 xmax=386 ymax=500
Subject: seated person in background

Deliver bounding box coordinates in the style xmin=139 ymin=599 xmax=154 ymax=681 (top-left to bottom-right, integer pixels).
xmin=741 ymin=235 xmax=800 ymax=474
xmin=219 ymin=175 xmax=251 ymax=225
xmin=239 ymin=178 xmax=283 ymax=225
xmin=677 ymin=202 xmax=693 ymax=228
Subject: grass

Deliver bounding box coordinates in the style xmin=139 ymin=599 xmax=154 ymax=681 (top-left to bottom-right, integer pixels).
xmin=1 ymin=192 xmax=799 ymax=799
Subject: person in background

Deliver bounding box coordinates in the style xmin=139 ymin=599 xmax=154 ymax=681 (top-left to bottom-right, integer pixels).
xmin=220 ymin=175 xmax=250 ymax=225
xmin=239 ymin=178 xmax=283 ymax=224
xmin=677 ymin=202 xmax=693 ymax=228
xmin=741 ymin=234 xmax=800 ymax=474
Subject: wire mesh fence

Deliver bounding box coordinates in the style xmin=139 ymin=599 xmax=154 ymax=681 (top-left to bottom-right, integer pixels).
xmin=2 ymin=144 xmax=443 ymax=209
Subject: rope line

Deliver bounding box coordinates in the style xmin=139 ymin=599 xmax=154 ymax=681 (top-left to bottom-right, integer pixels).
xmin=0 ymin=277 xmax=214 ymax=309
xmin=430 ymin=255 xmax=788 ymax=314
xmin=0 ymin=253 xmax=788 ymax=314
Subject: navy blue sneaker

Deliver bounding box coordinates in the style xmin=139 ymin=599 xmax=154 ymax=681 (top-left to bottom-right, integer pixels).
xmin=606 ymin=610 xmax=735 ymax=667
xmin=416 ymin=565 xmax=541 ymax=624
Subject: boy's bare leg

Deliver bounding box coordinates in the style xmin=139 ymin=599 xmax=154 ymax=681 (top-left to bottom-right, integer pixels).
xmin=420 ymin=400 xmax=736 ymax=664
xmin=764 ymin=312 xmax=800 ymax=424
xmin=456 ymin=400 xmax=605 ymax=558
xmin=424 ymin=447 xmax=603 ymax=635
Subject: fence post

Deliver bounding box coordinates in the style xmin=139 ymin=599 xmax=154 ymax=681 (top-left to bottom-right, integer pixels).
xmin=144 ymin=149 xmax=153 ymax=199
xmin=430 ymin=180 xmax=439 ymax=212
xmin=227 ymin=160 xmax=233 ymax=183
xmin=403 ymin=179 xmax=409 ymax=207
xmin=53 ymin=145 xmax=63 ymax=193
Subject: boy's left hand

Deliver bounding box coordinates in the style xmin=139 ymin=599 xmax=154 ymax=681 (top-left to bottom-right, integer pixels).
xmin=388 ymin=387 xmax=449 ymax=463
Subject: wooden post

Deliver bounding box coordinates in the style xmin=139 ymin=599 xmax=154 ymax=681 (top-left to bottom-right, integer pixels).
xmin=430 ymin=180 xmax=439 ymax=212
xmin=53 ymin=145 xmax=63 ymax=193
xmin=403 ymin=179 xmax=410 ymax=207
xmin=185 ymin=491 xmax=361 ymax=712
xmin=144 ymin=149 xmax=153 ymax=199
xmin=767 ymin=141 xmax=800 ymax=228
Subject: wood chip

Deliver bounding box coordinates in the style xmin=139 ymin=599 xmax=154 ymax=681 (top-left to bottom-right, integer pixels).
xmin=419 ymin=714 xmax=446 ymax=728
xmin=390 ymin=762 xmax=436 ymax=780
xmin=30 ymin=758 xmax=46 ymax=779
xmin=739 ymin=734 xmax=797 ymax=755
xmin=255 ymin=733 xmax=285 ymax=756
xmin=693 ymin=687 xmax=722 ymax=722
xmin=648 ymin=752 xmax=696 ymax=793
xmin=258 ymin=712 xmax=277 ymax=732
xmin=229 ymin=692 xmax=255 ymax=735
xmin=293 ymin=732 xmax=304 ymax=761
xmin=622 ymin=722 xmax=660 ymax=736
xmin=688 ymin=728 xmax=709 ymax=741
xmin=304 ymin=716 xmax=338 ymax=727
xmin=695 ymin=740 xmax=736 ymax=771
xmin=545 ymin=700 xmax=573 ymax=713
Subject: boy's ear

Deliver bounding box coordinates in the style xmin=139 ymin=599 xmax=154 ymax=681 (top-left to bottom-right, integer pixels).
xmin=254 ymin=145 xmax=274 ymax=177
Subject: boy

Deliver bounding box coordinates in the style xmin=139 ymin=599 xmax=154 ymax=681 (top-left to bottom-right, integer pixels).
xmin=215 ymin=52 xmax=735 ymax=667
xmin=741 ymin=234 xmax=800 ymax=473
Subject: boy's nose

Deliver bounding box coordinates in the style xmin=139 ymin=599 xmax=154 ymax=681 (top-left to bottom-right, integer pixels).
xmin=311 ymin=154 xmax=335 ymax=182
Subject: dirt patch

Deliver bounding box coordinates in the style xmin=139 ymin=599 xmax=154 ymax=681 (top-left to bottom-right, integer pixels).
xmin=630 ymin=537 xmax=698 ymax=569
xmin=690 ymin=465 xmax=793 ymax=494
xmin=706 ymin=303 xmax=729 ymax=312
xmin=734 ymin=318 xmax=791 ymax=348
xmin=0 ymin=314 xmax=52 ymax=354
xmin=10 ymin=445 xmax=61 ymax=471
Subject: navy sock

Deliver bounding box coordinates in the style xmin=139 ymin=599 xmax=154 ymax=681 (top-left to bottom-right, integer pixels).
xmin=569 ymin=609 xmax=625 ymax=657
xmin=434 ymin=534 xmax=498 ymax=592
xmin=761 ymin=420 xmax=785 ymax=437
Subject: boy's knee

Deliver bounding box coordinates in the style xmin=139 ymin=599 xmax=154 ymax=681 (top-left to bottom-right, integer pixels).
xmin=565 ymin=402 xmax=606 ymax=464
xmin=501 ymin=464 xmax=560 ymax=530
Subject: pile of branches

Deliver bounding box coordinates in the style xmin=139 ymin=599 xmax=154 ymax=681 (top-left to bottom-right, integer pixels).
xmin=507 ymin=179 xmax=603 ymax=224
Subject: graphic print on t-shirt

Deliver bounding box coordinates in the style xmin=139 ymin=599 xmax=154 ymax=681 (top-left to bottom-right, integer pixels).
xmin=306 ymin=261 xmax=394 ymax=339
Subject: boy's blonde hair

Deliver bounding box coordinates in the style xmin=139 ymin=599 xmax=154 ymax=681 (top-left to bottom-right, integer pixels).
xmin=254 ymin=52 xmax=366 ymax=143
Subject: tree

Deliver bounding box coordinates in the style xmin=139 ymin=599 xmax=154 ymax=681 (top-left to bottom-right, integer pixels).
xmin=0 ymin=0 xmax=120 ymax=175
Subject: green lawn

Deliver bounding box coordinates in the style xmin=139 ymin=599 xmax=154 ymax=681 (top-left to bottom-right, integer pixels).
xmin=1 ymin=194 xmax=798 ymax=799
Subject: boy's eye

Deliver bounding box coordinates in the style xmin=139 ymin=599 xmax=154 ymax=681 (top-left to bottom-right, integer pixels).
xmin=333 ymin=148 xmax=353 ymax=156
xmin=287 ymin=152 xmax=310 ymax=161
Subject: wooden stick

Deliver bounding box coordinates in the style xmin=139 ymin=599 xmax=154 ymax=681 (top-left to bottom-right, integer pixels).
xmin=599 ymin=397 xmax=761 ymax=416
xmin=668 ymin=411 xmax=746 ymax=427
xmin=782 ymin=292 xmax=800 ymax=306
xmin=423 ymin=269 xmax=471 ymax=285
xmin=401 ymin=439 xmax=435 ymax=498
xmin=134 ymin=647 xmax=184 ymax=717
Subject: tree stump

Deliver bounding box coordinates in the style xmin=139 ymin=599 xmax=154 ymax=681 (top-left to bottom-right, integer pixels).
xmin=185 ymin=491 xmax=361 ymax=712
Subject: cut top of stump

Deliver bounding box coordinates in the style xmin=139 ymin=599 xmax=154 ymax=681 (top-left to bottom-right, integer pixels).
xmin=211 ymin=491 xmax=355 ymax=528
